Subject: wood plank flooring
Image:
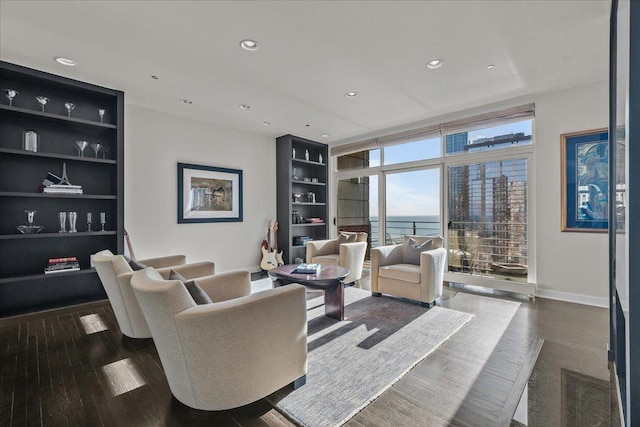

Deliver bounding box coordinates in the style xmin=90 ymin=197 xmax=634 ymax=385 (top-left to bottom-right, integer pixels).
xmin=0 ymin=276 xmax=615 ymax=426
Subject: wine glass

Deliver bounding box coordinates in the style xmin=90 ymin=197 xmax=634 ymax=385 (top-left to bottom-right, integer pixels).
xmin=87 ymin=212 xmax=92 ymax=232
xmin=100 ymin=212 xmax=106 ymax=231
xmin=64 ymin=102 xmax=75 ymax=117
xmin=75 ymin=141 xmax=88 ymax=157
xmin=98 ymin=108 xmax=106 ymax=123
xmin=3 ymin=88 xmax=18 ymax=106
xmin=36 ymin=96 xmax=49 ymax=112
xmin=90 ymin=143 xmax=102 ymax=158
xmin=68 ymin=211 xmax=77 ymax=233
xmin=100 ymin=146 xmax=110 ymax=159
xmin=58 ymin=212 xmax=67 ymax=233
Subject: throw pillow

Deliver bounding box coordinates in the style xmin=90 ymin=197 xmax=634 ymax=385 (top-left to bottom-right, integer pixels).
xmin=337 ymin=232 xmax=358 ymax=246
xmin=124 ymin=255 xmax=146 ymax=271
xmin=402 ymin=237 xmax=433 ymax=265
xmin=169 ymin=270 xmax=213 ymax=305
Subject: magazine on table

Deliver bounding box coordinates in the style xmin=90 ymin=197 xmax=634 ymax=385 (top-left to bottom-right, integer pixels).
xmin=294 ymin=263 xmax=321 ymax=274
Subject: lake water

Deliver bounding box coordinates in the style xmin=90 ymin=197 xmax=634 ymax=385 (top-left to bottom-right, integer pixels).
xmin=370 ymin=215 xmax=441 ymax=246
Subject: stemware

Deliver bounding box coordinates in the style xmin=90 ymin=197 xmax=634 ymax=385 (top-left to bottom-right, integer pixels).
xmin=17 ymin=210 xmax=44 ymax=234
xmin=75 ymin=140 xmax=89 ymax=157
xmin=100 ymin=212 xmax=106 ymax=231
xmin=98 ymin=108 xmax=106 ymax=123
xmin=3 ymin=88 xmax=18 ymax=106
xmin=90 ymin=143 xmax=102 ymax=158
xmin=87 ymin=212 xmax=92 ymax=232
xmin=64 ymin=102 xmax=75 ymax=117
xmin=68 ymin=212 xmax=77 ymax=233
xmin=100 ymin=146 xmax=110 ymax=159
xmin=58 ymin=212 xmax=67 ymax=233
xmin=36 ymin=96 xmax=49 ymax=112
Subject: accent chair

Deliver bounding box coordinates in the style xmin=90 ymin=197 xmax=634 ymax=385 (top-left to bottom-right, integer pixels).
xmin=130 ymin=267 xmax=307 ymax=411
xmin=306 ymin=232 xmax=368 ymax=284
xmin=370 ymin=236 xmax=446 ymax=307
xmin=91 ymin=249 xmax=215 ymax=338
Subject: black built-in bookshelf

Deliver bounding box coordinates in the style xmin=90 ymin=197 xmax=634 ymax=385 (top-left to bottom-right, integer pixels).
xmin=276 ymin=134 xmax=329 ymax=264
xmin=0 ymin=61 xmax=124 ymax=317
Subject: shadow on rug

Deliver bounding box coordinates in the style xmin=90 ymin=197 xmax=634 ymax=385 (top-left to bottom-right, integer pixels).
xmin=265 ymin=286 xmax=473 ymax=427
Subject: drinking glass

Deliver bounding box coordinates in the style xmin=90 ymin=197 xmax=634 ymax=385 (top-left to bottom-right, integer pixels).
xmin=64 ymin=102 xmax=75 ymax=117
xmin=87 ymin=212 xmax=92 ymax=232
xmin=90 ymin=143 xmax=102 ymax=158
xmin=36 ymin=96 xmax=49 ymax=112
xmin=98 ymin=108 xmax=106 ymax=123
xmin=68 ymin=212 xmax=77 ymax=233
xmin=100 ymin=146 xmax=110 ymax=159
xmin=75 ymin=141 xmax=88 ymax=157
xmin=3 ymin=88 xmax=18 ymax=106
xmin=100 ymin=212 xmax=106 ymax=231
xmin=58 ymin=212 xmax=67 ymax=233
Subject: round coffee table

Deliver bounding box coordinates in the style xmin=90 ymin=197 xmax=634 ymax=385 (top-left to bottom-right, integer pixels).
xmin=268 ymin=264 xmax=350 ymax=320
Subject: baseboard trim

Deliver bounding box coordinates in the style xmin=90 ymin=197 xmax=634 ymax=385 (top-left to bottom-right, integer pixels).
xmin=535 ymin=288 xmax=608 ymax=308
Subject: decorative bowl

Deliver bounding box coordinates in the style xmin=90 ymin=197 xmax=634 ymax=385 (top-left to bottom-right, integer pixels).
xmin=17 ymin=225 xmax=44 ymax=234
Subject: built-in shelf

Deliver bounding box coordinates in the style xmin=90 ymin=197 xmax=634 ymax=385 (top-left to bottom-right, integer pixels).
xmin=292 ymin=202 xmax=326 ymax=206
xmin=292 ymin=223 xmax=326 ymax=227
xmin=0 ymin=148 xmax=117 ymax=164
xmin=0 ymin=191 xmax=117 ymax=199
xmin=0 ymin=104 xmax=117 ymax=129
xmin=292 ymin=158 xmax=325 ymax=166
xmin=0 ymin=268 xmax=97 ymax=284
xmin=0 ymin=231 xmax=116 ymax=240
xmin=292 ymin=180 xmax=326 ymax=186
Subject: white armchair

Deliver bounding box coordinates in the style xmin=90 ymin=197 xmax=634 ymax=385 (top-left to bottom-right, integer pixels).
xmin=371 ymin=236 xmax=446 ymax=307
xmin=306 ymin=232 xmax=368 ymax=284
xmin=91 ymin=249 xmax=215 ymax=339
xmin=130 ymin=267 xmax=308 ymax=411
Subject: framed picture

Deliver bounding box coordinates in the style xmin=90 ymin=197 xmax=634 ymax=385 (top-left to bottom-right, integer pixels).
xmin=561 ymin=128 xmax=608 ymax=232
xmin=177 ymin=163 xmax=243 ymax=223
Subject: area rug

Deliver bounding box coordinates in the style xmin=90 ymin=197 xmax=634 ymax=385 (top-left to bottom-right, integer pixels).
xmin=251 ymin=279 xmax=473 ymax=427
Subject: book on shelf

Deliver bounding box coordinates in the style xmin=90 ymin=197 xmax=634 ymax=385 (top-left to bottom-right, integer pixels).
xmin=43 ymin=186 xmax=83 ymax=194
xmin=44 ymin=266 xmax=80 ymax=274
xmin=293 ymin=263 xmax=321 ymax=274
xmin=48 ymin=256 xmax=78 ymax=264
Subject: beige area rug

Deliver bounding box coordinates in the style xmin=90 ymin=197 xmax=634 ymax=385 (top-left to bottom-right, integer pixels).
xmin=251 ymin=279 xmax=473 ymax=427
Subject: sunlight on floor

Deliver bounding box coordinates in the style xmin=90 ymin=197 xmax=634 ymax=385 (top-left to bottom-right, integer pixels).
xmin=79 ymin=313 xmax=108 ymax=334
xmin=102 ymin=358 xmax=147 ymax=397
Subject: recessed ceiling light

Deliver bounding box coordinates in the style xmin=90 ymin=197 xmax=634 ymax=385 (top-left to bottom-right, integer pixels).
xmin=180 ymin=99 xmax=193 ymax=105
xmin=345 ymin=92 xmax=358 ymax=98
xmin=240 ymin=39 xmax=259 ymax=51
xmin=426 ymin=59 xmax=444 ymax=69
xmin=486 ymin=64 xmax=496 ymax=69
xmin=321 ymin=133 xmax=329 ymax=138
xmin=239 ymin=104 xmax=251 ymax=110
xmin=262 ymin=121 xmax=271 ymax=126
xmin=54 ymin=57 xmax=77 ymax=67
xmin=151 ymin=75 xmax=159 ymax=80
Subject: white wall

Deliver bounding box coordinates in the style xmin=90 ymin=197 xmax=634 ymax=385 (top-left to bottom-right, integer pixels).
xmin=534 ymin=80 xmax=609 ymax=306
xmin=125 ymin=104 xmax=275 ymax=272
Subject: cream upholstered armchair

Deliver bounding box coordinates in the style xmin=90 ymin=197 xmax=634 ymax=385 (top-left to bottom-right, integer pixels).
xmin=306 ymin=232 xmax=368 ymax=284
xmin=371 ymin=236 xmax=446 ymax=307
xmin=131 ymin=267 xmax=307 ymax=411
xmin=92 ymin=249 xmax=215 ymax=339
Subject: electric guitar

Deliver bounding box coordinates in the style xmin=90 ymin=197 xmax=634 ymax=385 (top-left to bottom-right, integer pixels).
xmin=260 ymin=220 xmax=284 ymax=270
xmin=124 ymin=228 xmax=137 ymax=260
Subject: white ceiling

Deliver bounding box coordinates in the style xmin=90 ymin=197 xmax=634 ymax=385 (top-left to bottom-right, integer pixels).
xmin=0 ymin=0 xmax=610 ymax=144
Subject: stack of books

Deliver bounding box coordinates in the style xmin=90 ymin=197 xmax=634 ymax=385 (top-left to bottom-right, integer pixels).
xmin=305 ymin=217 xmax=324 ymax=224
xmin=43 ymin=184 xmax=83 ymax=195
xmin=45 ymin=257 xmax=80 ymax=274
xmin=293 ymin=263 xmax=321 ymax=274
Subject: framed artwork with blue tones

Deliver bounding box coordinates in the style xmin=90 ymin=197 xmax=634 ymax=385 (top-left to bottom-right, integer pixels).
xmin=561 ymin=128 xmax=608 ymax=232
xmin=178 ymin=163 xmax=243 ymax=223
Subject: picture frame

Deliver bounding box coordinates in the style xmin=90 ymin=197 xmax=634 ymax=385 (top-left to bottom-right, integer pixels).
xmin=561 ymin=128 xmax=608 ymax=232
xmin=177 ymin=162 xmax=243 ymax=223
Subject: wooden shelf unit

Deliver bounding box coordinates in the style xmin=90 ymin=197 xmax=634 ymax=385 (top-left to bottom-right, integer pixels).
xmin=276 ymin=134 xmax=329 ymax=264
xmin=0 ymin=61 xmax=124 ymax=317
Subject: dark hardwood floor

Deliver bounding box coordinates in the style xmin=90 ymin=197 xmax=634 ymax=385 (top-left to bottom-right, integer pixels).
xmin=0 ymin=273 xmax=617 ymax=427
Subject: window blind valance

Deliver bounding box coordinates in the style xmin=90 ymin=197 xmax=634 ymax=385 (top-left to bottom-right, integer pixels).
xmin=330 ymin=103 xmax=535 ymax=157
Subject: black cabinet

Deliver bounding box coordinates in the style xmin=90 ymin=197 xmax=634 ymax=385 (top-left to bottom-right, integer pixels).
xmin=276 ymin=135 xmax=329 ymax=264
xmin=0 ymin=61 xmax=124 ymax=317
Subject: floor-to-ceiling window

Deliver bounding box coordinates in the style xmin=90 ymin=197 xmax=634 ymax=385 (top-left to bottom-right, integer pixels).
xmin=332 ymin=104 xmax=535 ymax=294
